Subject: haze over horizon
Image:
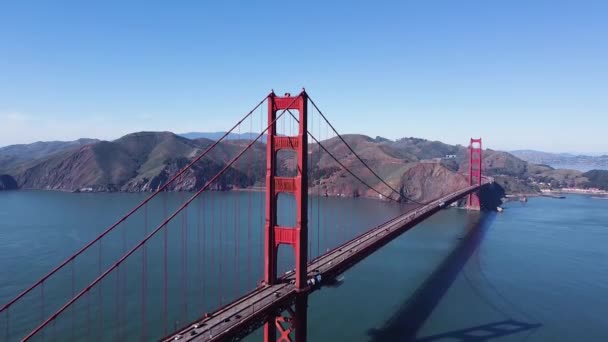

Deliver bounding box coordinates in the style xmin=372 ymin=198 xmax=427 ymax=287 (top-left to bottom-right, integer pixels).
xmin=1 ymin=1 xmax=606 ymax=153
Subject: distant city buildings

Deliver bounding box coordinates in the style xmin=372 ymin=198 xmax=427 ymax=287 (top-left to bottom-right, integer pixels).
xmin=560 ymin=187 xmax=608 ymax=194
xmin=544 ymin=187 xmax=608 ymax=195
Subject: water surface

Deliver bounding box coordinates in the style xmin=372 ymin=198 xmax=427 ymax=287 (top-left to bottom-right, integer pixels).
xmin=0 ymin=192 xmax=607 ymax=341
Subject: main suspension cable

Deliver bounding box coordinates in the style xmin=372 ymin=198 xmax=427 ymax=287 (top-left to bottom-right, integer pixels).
xmin=305 ymin=124 xmax=399 ymax=202
xmin=286 ymin=107 xmax=420 ymax=203
xmin=308 ymin=95 xmax=424 ymax=205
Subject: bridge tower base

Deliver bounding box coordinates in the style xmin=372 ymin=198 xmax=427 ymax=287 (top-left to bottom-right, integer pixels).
xmin=467 ymin=138 xmax=483 ymax=210
xmin=266 ymin=294 xmax=308 ymax=342
xmin=264 ymin=91 xmax=309 ymax=342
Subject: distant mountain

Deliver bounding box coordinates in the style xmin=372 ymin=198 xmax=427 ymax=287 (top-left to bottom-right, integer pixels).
xmin=0 ymin=138 xmax=99 ymax=174
xmin=0 ymin=138 xmax=99 ymax=158
xmin=179 ymin=132 xmax=266 ymax=142
xmin=511 ymin=150 xmax=608 ymax=172
xmin=13 ymin=132 xmax=265 ymax=192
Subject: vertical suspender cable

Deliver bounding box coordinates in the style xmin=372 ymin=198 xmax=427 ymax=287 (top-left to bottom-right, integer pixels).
xmin=309 ymin=101 xmax=314 ymax=259
xmin=4 ymin=308 xmax=11 ymax=341
xmin=210 ymin=193 xmax=215 ymax=308
xmin=260 ymin=102 xmax=265 ymax=282
xmin=209 ymin=192 xmax=220 ymax=305
xmin=324 ymin=121 xmax=329 ymax=250
xmin=141 ymin=203 xmax=148 ymax=341
xmin=163 ymin=192 xmax=168 ymax=335
xmin=71 ymin=260 xmax=75 ymax=340
xmin=183 ymin=196 xmax=189 ymax=322
xmin=200 ymin=197 xmax=209 ymax=311
xmin=197 ymin=194 xmax=202 ymax=313
xmin=40 ymin=282 xmax=44 ymax=337
xmin=219 ymin=189 xmax=224 ymax=306
xmin=247 ymin=114 xmax=252 ymax=288
xmin=114 ymin=266 xmax=119 ymax=341
xmin=121 ymin=206 xmax=127 ymax=340
xmin=317 ymin=105 xmax=321 ymax=257
xmin=86 ymin=289 xmax=90 ymax=340
xmin=98 ymin=240 xmax=103 ymax=337
xmin=235 ymin=177 xmax=239 ymax=298
xmin=5 ymin=309 xmax=9 ymax=342
xmin=234 ymin=148 xmax=240 ymax=298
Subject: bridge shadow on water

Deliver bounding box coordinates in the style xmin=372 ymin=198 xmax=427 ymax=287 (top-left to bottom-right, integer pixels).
xmin=415 ymin=320 xmax=541 ymax=341
xmin=367 ymin=212 xmax=541 ymax=341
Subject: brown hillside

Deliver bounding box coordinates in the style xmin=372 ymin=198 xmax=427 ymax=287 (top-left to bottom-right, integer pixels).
xmin=5 ymin=131 xmax=553 ymax=198
xmin=401 ymin=163 xmax=469 ymax=203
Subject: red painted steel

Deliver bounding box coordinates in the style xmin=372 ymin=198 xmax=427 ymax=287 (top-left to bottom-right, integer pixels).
xmin=276 ymin=314 xmax=293 ymax=342
xmin=275 ymin=177 xmax=298 ymax=193
xmin=468 ymin=138 xmax=483 ymax=209
xmin=275 ymin=136 xmax=300 ymax=149
xmin=274 ymin=226 xmax=298 ymax=246
xmin=264 ymin=91 xmax=308 ymax=342
xmin=273 ymin=294 xmax=308 ymax=342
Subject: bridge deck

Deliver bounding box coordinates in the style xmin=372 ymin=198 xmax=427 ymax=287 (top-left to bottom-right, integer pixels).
xmin=164 ymin=184 xmax=483 ymax=342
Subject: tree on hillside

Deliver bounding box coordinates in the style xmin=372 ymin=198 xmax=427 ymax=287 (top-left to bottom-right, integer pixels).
xmin=582 ymin=170 xmax=608 ymax=190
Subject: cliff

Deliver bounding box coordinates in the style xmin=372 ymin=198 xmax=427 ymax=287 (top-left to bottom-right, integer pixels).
xmin=400 ymin=163 xmax=469 ymax=203
xmin=0 ymin=174 xmax=18 ymax=190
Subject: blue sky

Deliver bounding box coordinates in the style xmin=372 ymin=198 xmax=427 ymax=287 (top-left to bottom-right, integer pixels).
xmin=0 ymin=1 xmax=606 ymax=153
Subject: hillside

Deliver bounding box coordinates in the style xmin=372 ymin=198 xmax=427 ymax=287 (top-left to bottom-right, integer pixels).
xmin=0 ymin=138 xmax=99 ymax=175
xmin=0 ymin=131 xmax=577 ymax=201
xmin=179 ymin=132 xmax=263 ymax=141
xmin=309 ymin=135 xmax=558 ymax=198
xmin=581 ymin=170 xmax=608 ymax=190
xmin=14 ymin=132 xmax=264 ymax=192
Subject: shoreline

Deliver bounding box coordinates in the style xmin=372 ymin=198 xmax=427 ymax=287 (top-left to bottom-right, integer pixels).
xmin=549 ymin=189 xmax=608 ymax=196
xmin=504 ymin=190 xmax=608 ymax=201
xmin=2 ymin=187 xmax=402 ymax=203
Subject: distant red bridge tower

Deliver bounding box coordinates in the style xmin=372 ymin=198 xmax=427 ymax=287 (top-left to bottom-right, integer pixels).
xmin=467 ymin=138 xmax=483 ymax=210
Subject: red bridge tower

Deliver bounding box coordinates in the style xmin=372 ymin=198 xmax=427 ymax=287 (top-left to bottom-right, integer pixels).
xmin=264 ymin=91 xmax=309 ymax=342
xmin=467 ymin=138 xmax=483 ymax=210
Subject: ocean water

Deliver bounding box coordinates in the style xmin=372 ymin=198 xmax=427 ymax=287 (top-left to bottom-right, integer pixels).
xmin=0 ymin=191 xmax=606 ymax=341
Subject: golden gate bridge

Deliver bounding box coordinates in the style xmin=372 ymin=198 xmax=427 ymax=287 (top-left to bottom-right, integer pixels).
xmin=1 ymin=90 xmax=487 ymax=342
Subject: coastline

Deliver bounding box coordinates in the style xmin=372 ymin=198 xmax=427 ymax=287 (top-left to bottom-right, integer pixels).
xmin=2 ymin=186 xmax=400 ymax=203
xmin=549 ymin=188 xmax=608 ymax=196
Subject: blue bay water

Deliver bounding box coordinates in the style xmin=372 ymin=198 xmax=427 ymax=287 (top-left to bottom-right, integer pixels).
xmin=0 ymin=191 xmax=607 ymax=341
